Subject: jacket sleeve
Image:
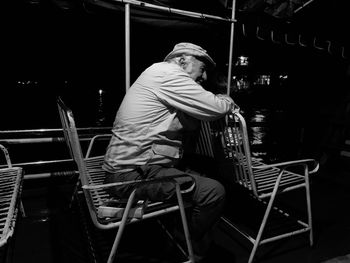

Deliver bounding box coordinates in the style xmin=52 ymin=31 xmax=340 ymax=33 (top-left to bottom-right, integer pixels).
xmin=155 ymin=68 xmax=234 ymax=121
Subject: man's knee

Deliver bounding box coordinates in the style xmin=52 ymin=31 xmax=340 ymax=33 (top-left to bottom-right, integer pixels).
xmin=211 ymin=179 xmax=226 ymax=204
xmin=193 ymin=176 xmax=226 ymax=206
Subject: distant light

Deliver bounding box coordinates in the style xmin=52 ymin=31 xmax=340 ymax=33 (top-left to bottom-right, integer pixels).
xmin=251 ymin=114 xmax=265 ymax=122
xmin=236 ymin=56 xmax=249 ymax=66
xmin=255 ymin=75 xmax=271 ymax=85
xmin=279 ymin=74 xmax=288 ymax=80
xmin=99 ymin=89 xmax=103 ymax=95
xmin=16 ymin=80 xmax=38 ymax=86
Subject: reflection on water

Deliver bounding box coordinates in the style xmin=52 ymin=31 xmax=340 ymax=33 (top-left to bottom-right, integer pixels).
xmin=96 ymin=89 xmax=107 ymax=126
xmin=241 ymin=108 xmax=302 ymax=163
xmin=249 ymin=111 xmax=268 ymax=160
xmin=250 ymin=111 xmax=266 ymax=146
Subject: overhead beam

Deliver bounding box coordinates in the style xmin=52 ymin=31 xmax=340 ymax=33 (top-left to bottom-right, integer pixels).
xmin=110 ymin=0 xmax=236 ymax=23
xmin=293 ymin=0 xmax=316 ymax=13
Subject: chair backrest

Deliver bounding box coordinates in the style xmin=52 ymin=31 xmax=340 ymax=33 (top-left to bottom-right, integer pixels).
xmin=195 ymin=111 xmax=258 ymax=195
xmin=195 ymin=121 xmax=215 ymax=158
xmin=57 ymin=97 xmax=89 ymax=186
xmin=57 ymin=98 xmax=110 ymax=225
xmin=222 ymin=111 xmax=257 ymax=194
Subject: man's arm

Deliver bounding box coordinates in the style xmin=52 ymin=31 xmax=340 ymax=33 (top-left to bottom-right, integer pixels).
xmin=157 ymin=70 xmax=235 ymax=121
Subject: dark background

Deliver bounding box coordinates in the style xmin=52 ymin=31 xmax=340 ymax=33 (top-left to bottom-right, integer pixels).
xmin=2 ymin=0 xmax=349 ymax=131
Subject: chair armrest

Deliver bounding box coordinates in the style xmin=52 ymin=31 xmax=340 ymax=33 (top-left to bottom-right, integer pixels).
xmin=0 ymin=144 xmax=12 ymax=168
xmin=252 ymin=158 xmax=319 ymax=174
xmin=85 ymin=134 xmax=111 ymax=158
xmin=82 ymin=173 xmax=194 ymax=190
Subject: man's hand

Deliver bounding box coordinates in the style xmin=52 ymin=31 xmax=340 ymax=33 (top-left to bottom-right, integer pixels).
xmin=216 ymin=94 xmax=237 ymax=111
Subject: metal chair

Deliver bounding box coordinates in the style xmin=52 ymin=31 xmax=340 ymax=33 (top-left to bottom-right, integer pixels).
xmin=195 ymin=109 xmax=319 ymax=263
xmin=218 ymin=109 xmax=319 ymax=262
xmin=57 ymin=97 xmax=194 ymax=263
xmin=0 ymin=144 xmax=24 ymax=261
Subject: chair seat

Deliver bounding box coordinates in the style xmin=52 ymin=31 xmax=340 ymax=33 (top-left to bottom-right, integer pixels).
xmin=83 ymin=156 xmax=192 ymax=226
xmin=97 ymin=199 xmax=192 ymax=225
xmin=250 ymin=158 xmax=306 ymax=198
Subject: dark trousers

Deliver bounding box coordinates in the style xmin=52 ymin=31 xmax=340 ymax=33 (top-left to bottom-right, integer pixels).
xmin=105 ymin=161 xmax=226 ymax=250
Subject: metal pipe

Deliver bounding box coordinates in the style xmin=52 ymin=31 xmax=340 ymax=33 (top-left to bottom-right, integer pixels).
xmin=0 ymin=158 xmax=73 ymax=169
xmin=0 ymin=137 xmax=64 ymax=144
xmin=125 ymin=3 xmax=131 ymax=91
xmin=0 ymin=127 xmax=111 ymax=135
xmin=0 ymin=136 xmax=110 ymax=145
xmin=227 ymin=0 xmax=236 ymax=96
xmin=24 ymin=171 xmax=78 ymax=180
xmin=293 ymin=0 xmax=316 ymax=13
xmin=111 ymin=0 xmax=235 ymax=23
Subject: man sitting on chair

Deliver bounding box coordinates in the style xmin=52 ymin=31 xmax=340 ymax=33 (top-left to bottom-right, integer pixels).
xmin=103 ymin=42 xmax=235 ymax=262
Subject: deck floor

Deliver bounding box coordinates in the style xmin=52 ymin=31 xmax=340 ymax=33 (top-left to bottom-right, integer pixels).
xmin=5 ymin=158 xmax=350 ymax=263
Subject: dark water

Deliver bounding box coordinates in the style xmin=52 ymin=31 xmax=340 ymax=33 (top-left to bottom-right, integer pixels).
xmin=0 ymin=77 xmax=340 ymax=165
xmin=241 ymin=107 xmax=305 ymax=163
xmin=232 ymin=86 xmax=324 ymax=163
xmin=0 ymin=80 xmax=124 ymax=130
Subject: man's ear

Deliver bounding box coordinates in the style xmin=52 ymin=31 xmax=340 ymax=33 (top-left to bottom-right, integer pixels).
xmin=179 ymin=56 xmax=186 ymax=67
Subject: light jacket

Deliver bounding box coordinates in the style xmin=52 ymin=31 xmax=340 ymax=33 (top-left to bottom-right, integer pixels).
xmin=103 ymin=61 xmax=234 ymax=173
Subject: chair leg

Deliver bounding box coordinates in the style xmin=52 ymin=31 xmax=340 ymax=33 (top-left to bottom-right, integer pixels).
xmin=248 ymin=171 xmax=284 ymax=263
xmin=105 ymin=185 xmax=194 ymax=263
xmin=175 ymin=184 xmax=195 ymax=263
xmin=304 ymin=168 xmax=313 ymax=246
xmin=19 ymin=201 xmax=26 ymax=218
xmin=107 ymin=189 xmax=137 ymax=263
xmin=69 ymin=179 xmax=80 ymax=209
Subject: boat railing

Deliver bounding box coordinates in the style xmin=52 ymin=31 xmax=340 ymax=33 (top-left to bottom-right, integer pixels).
xmin=0 ymin=127 xmax=112 ymax=180
xmin=0 ymin=119 xmax=306 ymax=181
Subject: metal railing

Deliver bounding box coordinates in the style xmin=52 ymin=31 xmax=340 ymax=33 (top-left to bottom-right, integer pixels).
xmin=0 ymin=127 xmax=111 ymax=180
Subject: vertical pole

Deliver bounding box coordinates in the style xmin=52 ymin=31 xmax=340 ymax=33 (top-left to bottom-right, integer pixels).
xmin=125 ymin=3 xmax=130 ymax=92
xmin=226 ymin=0 xmax=236 ymax=95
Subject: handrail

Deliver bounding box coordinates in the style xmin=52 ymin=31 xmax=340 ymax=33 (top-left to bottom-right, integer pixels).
xmin=0 ymin=127 xmax=111 ymax=135
xmin=0 ymin=127 xmax=112 ymax=144
xmin=0 ymin=127 xmax=111 ymax=181
xmin=0 ymin=137 xmax=65 ymax=144
xmin=0 ymin=158 xmax=73 ymax=169
xmin=25 ymin=171 xmax=78 ymax=180
xmin=0 ymin=137 xmax=108 ymax=145
xmin=0 ymin=119 xmax=278 ymax=181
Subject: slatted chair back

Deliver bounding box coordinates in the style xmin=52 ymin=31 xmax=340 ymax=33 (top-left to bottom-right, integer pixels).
xmin=57 ymin=97 xmax=90 ymax=186
xmin=195 ymin=121 xmax=216 ymax=158
xmin=222 ymin=111 xmax=259 ymax=195
xmin=0 ymin=144 xmax=24 ymax=249
xmin=57 ymin=97 xmax=194 ymax=263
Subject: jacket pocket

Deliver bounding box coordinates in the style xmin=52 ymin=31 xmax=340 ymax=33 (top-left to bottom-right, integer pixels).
xmin=151 ymin=143 xmax=183 ymax=159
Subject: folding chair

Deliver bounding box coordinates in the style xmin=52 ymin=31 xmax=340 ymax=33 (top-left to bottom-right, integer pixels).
xmin=0 ymin=144 xmax=24 ymax=261
xmin=57 ymin=97 xmax=194 ymax=263
xmin=215 ymin=109 xmax=319 ymax=263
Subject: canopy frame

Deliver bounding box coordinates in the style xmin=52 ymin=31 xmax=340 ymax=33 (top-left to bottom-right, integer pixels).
xmin=117 ymin=0 xmax=237 ymax=93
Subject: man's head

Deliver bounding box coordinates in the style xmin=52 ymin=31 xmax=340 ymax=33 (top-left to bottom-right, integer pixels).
xmin=164 ymin=42 xmax=216 ymax=68
xmin=164 ymin=42 xmax=216 ymax=84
